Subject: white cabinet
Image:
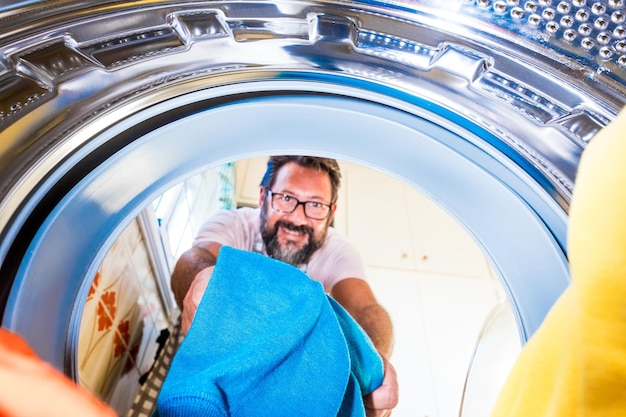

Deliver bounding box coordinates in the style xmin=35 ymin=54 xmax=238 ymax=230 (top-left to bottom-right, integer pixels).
xmin=340 ymin=161 xmax=416 ymax=271
xmin=235 ymin=157 xmax=266 ymax=207
xmin=339 ymin=161 xmax=492 ymax=278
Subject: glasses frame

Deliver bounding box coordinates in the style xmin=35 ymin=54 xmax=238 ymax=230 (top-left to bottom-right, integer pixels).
xmin=267 ymin=189 xmax=333 ymax=220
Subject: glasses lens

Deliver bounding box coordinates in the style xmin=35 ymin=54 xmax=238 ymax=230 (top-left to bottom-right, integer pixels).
xmin=304 ymin=202 xmax=329 ymax=220
xmin=270 ymin=191 xmax=329 ymax=219
xmin=271 ymin=193 xmax=297 ymax=212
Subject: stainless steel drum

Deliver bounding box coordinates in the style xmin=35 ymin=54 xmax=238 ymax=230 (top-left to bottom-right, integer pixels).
xmin=0 ymin=0 xmax=624 ymax=409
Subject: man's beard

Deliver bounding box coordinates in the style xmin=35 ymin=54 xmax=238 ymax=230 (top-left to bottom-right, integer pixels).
xmin=260 ymin=215 xmax=326 ymax=266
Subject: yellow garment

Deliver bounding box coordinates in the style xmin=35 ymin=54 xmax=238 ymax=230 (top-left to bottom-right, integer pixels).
xmin=490 ymin=107 xmax=626 ymax=416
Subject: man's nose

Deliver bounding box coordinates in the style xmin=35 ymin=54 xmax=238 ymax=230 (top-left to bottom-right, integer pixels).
xmin=287 ymin=202 xmax=308 ymax=222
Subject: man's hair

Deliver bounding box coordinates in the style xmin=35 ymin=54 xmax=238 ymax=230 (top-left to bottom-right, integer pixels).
xmin=260 ymin=155 xmax=342 ymax=203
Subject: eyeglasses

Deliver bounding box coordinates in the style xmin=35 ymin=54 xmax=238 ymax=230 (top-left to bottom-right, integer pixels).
xmin=267 ymin=190 xmax=332 ymax=220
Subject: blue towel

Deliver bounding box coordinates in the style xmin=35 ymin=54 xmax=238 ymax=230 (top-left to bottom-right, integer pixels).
xmin=155 ymin=246 xmax=383 ymax=417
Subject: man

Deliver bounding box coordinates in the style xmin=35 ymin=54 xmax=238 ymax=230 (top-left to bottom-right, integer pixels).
xmin=170 ymin=155 xmax=398 ymax=416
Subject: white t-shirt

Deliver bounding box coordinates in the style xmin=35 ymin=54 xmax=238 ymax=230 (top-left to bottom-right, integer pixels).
xmin=194 ymin=207 xmax=367 ymax=292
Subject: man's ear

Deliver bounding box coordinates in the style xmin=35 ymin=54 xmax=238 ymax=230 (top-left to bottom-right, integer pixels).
xmin=329 ymin=203 xmax=337 ymax=222
xmin=258 ymin=187 xmax=266 ymax=207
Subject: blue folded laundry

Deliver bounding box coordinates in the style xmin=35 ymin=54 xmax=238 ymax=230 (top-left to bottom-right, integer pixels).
xmin=155 ymin=246 xmax=383 ymax=417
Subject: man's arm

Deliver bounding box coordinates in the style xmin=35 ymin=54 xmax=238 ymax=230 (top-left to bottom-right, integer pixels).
xmin=331 ymin=278 xmax=399 ymax=416
xmin=170 ymin=241 xmax=222 ymax=309
xmin=330 ymin=278 xmax=394 ymax=358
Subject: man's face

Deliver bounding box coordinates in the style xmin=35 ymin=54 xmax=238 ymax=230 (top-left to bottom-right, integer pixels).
xmin=259 ymin=162 xmax=336 ymax=266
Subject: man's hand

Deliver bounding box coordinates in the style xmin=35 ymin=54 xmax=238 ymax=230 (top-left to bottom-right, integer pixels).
xmin=170 ymin=242 xmax=220 ymax=309
xmin=364 ymin=357 xmax=399 ymax=417
xmin=181 ymin=266 xmax=214 ymax=335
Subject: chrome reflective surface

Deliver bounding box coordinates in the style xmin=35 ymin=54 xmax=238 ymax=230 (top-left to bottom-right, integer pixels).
xmin=424 ymin=0 xmax=626 ymax=79
xmin=0 ymin=0 xmax=624 ymax=405
xmin=1 ymin=1 xmax=624 ymax=208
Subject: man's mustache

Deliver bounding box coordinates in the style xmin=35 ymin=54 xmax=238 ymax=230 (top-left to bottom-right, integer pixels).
xmin=274 ymin=220 xmax=313 ymax=236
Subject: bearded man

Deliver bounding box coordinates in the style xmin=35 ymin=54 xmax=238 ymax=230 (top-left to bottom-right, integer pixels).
xmin=171 ymin=155 xmax=398 ymax=417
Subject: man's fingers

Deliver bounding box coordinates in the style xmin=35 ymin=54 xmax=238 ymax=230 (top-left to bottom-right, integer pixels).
xmin=181 ymin=267 xmax=213 ymax=335
xmin=364 ymin=358 xmax=399 ymax=416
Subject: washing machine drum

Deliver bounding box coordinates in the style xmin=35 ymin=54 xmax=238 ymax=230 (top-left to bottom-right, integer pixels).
xmin=0 ymin=0 xmax=624 ymax=412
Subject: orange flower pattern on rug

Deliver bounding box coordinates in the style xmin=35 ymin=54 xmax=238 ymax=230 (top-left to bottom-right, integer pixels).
xmin=88 ymin=272 xmax=100 ymax=298
xmin=81 ymin=268 xmax=140 ymax=402
xmin=97 ymin=291 xmax=117 ymax=332
xmin=114 ymin=320 xmax=130 ymax=358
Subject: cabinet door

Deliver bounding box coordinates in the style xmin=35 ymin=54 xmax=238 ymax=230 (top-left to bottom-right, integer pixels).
xmin=235 ymin=157 xmax=267 ymax=207
xmin=341 ymin=161 xmax=416 ymax=271
xmin=342 ymin=161 xmax=491 ymax=278
xmin=404 ymin=188 xmax=492 ymax=278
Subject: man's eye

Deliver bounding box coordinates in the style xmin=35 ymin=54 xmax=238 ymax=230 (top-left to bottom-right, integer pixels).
xmin=282 ymin=195 xmax=293 ymax=202
xmin=309 ymin=202 xmax=321 ymax=208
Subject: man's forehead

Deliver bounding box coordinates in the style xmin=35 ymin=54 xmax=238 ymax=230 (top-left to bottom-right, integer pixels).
xmin=274 ymin=163 xmax=332 ymax=199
